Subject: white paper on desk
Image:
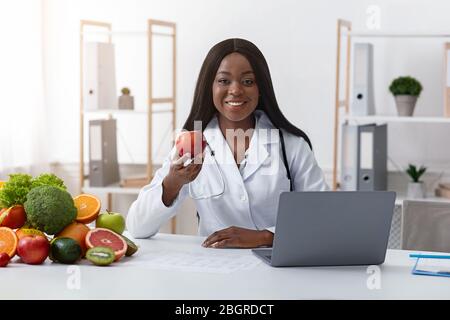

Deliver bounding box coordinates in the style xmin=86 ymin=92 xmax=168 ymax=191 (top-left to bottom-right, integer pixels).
xmin=126 ymin=250 xmax=261 ymax=273
xmin=416 ymin=258 xmax=450 ymax=273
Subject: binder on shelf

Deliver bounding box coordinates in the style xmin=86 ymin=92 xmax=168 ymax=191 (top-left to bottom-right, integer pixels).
xmin=444 ymin=43 xmax=450 ymax=117
xmin=340 ymin=123 xmax=387 ymax=191
xmin=89 ymin=118 xmax=120 ymax=187
xmin=351 ymin=43 xmax=375 ymax=116
xmin=84 ymin=42 xmax=118 ymax=110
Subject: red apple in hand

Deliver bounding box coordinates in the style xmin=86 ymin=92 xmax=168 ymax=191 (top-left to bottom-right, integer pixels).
xmin=175 ymin=131 xmax=206 ymax=158
xmin=0 ymin=205 xmax=26 ymax=229
xmin=17 ymin=235 xmax=49 ymax=265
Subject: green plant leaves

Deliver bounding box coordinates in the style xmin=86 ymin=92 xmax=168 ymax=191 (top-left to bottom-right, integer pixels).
xmin=406 ymin=164 xmax=427 ymax=183
xmin=389 ymin=76 xmax=423 ymax=97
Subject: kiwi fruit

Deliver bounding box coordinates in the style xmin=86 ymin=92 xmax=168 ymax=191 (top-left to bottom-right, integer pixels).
xmin=121 ymin=234 xmax=138 ymax=256
xmin=86 ymin=247 xmax=115 ymax=266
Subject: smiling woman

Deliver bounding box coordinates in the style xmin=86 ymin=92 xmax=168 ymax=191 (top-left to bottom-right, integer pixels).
xmin=0 ymin=0 xmax=48 ymax=175
xmin=212 ymin=53 xmax=260 ymax=124
xmin=127 ymin=38 xmax=329 ymax=249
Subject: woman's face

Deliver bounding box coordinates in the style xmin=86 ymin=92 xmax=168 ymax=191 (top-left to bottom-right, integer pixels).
xmin=212 ymin=52 xmax=259 ymax=124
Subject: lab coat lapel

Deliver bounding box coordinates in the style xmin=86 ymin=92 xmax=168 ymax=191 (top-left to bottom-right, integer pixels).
xmin=242 ymin=127 xmax=269 ymax=181
xmin=242 ymin=113 xmax=279 ymax=181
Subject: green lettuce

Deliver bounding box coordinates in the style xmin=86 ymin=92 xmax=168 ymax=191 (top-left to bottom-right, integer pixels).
xmin=0 ymin=173 xmax=67 ymax=208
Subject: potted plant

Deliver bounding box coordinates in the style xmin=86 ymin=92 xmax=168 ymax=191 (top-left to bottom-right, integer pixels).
xmin=406 ymin=164 xmax=427 ymax=199
xmin=389 ymin=76 xmax=423 ymax=116
xmin=118 ymin=87 xmax=134 ymax=110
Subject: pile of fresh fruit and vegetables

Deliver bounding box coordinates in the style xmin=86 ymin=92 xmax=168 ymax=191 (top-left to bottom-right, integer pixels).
xmin=0 ymin=173 xmax=138 ymax=267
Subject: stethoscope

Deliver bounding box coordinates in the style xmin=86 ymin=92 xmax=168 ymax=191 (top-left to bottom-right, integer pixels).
xmin=188 ymin=130 xmax=293 ymax=200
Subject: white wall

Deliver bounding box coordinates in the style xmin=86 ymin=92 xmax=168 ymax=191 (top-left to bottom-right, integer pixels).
xmin=41 ymin=0 xmax=450 ymax=234
xmin=0 ymin=0 xmax=48 ymax=174
xmin=43 ymin=0 xmax=450 ymax=171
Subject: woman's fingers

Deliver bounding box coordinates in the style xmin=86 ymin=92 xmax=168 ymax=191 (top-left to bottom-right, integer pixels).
xmin=202 ymin=229 xmax=231 ymax=248
xmin=212 ymin=238 xmax=233 ymax=248
xmin=201 ymin=227 xmax=267 ymax=248
xmin=173 ymin=153 xmax=191 ymax=167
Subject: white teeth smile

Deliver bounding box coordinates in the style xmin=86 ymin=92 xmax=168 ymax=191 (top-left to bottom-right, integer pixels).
xmin=226 ymin=101 xmax=245 ymax=106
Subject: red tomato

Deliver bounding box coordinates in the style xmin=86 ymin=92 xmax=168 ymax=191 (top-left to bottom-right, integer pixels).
xmin=0 ymin=252 xmax=10 ymax=267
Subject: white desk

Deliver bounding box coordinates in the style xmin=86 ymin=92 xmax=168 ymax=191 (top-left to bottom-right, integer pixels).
xmin=1 ymin=233 xmax=450 ymax=300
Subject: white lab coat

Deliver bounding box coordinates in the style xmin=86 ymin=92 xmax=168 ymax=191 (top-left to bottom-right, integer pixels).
xmin=126 ymin=110 xmax=329 ymax=238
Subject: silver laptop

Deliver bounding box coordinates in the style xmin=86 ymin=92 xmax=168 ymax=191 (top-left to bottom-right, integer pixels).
xmin=252 ymin=191 xmax=396 ymax=267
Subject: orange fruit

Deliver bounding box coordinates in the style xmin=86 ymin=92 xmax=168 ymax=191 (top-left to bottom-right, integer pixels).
xmin=0 ymin=181 xmax=4 ymax=189
xmin=56 ymin=222 xmax=90 ymax=256
xmin=73 ymin=194 xmax=101 ymax=224
xmin=16 ymin=228 xmax=46 ymax=240
xmin=0 ymin=227 xmax=18 ymax=258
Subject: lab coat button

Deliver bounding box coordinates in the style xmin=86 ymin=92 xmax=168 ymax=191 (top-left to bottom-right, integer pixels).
xmin=240 ymin=195 xmax=247 ymax=201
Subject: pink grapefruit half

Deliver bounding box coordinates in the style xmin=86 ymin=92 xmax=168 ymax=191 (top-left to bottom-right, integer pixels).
xmin=85 ymin=228 xmax=127 ymax=261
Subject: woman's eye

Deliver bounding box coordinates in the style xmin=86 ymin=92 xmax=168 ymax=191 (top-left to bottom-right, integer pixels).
xmin=218 ymin=79 xmax=230 ymax=85
xmin=243 ymin=79 xmax=254 ymax=85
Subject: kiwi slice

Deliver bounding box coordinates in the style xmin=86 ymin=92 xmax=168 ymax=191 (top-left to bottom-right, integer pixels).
xmin=121 ymin=234 xmax=138 ymax=256
xmin=86 ymin=247 xmax=115 ymax=266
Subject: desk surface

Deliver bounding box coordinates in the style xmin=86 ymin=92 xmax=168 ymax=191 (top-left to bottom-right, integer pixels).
xmin=1 ymin=233 xmax=449 ymax=300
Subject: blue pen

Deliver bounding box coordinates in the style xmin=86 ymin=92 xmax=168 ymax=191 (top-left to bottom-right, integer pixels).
xmin=409 ymin=254 xmax=450 ymax=259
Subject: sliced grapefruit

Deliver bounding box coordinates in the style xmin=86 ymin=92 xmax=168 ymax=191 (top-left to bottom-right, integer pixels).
xmin=85 ymin=228 xmax=127 ymax=261
xmin=73 ymin=194 xmax=101 ymax=224
xmin=0 ymin=227 xmax=18 ymax=258
xmin=56 ymin=222 xmax=90 ymax=257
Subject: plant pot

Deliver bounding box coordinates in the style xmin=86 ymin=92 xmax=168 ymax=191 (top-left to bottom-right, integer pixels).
xmin=118 ymin=95 xmax=134 ymax=110
xmin=407 ymin=182 xmax=426 ymax=199
xmin=394 ymin=95 xmax=417 ymax=116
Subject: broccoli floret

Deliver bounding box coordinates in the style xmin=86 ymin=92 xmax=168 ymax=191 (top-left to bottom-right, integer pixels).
xmin=24 ymin=185 xmax=77 ymax=235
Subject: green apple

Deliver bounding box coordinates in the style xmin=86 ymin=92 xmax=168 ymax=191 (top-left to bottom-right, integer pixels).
xmin=95 ymin=210 xmax=125 ymax=234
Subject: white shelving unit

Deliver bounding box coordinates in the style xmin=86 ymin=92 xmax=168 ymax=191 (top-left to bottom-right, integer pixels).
xmin=79 ymin=19 xmax=178 ymax=233
xmin=333 ymin=19 xmax=450 ymax=204
xmin=82 ymin=185 xmax=141 ymax=195
xmin=347 ymin=32 xmax=450 ymax=38
xmin=395 ymin=194 xmax=450 ymax=206
xmin=84 ymin=109 xmax=148 ymax=115
xmin=344 ymin=115 xmax=450 ymax=124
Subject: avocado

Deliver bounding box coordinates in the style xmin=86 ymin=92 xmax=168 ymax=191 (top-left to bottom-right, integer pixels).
xmin=50 ymin=237 xmax=82 ymax=264
xmin=121 ymin=234 xmax=138 ymax=257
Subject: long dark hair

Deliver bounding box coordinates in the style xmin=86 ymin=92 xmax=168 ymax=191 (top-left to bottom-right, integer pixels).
xmin=182 ymin=38 xmax=312 ymax=150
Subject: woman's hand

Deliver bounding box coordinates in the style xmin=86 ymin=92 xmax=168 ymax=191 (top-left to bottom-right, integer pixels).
xmin=168 ymin=152 xmax=204 ymax=186
xmin=162 ymin=152 xmax=204 ymax=206
xmin=202 ymin=226 xmax=274 ymax=248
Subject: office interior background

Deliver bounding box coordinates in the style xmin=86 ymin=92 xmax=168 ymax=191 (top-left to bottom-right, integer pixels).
xmin=1 ymin=0 xmax=450 ymax=237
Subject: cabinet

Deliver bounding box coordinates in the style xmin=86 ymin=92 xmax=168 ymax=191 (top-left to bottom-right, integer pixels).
xmin=79 ymin=19 xmax=177 ymax=232
xmin=333 ymin=19 xmax=450 ymax=204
